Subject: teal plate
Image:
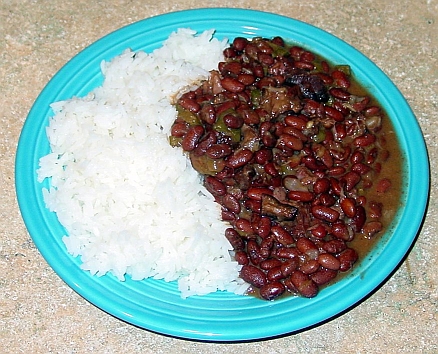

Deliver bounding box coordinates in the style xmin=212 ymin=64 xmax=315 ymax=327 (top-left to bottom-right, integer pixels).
xmin=15 ymin=8 xmax=429 ymax=341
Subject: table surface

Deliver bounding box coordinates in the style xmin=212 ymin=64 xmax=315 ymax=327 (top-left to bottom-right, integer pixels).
xmin=1 ymin=1 xmax=437 ymax=353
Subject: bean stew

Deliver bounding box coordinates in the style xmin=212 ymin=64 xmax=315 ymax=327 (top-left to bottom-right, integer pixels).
xmin=169 ymin=36 xmax=403 ymax=300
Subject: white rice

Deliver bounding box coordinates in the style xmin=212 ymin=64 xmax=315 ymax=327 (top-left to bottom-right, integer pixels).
xmin=37 ymin=28 xmax=249 ymax=298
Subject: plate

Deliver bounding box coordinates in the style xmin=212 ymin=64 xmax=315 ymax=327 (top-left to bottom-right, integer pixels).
xmin=15 ymin=8 xmax=429 ymax=341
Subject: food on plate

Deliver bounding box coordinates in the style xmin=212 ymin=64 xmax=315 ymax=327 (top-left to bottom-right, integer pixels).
xmin=37 ymin=28 xmax=401 ymax=301
xmin=170 ymin=36 xmax=402 ymax=300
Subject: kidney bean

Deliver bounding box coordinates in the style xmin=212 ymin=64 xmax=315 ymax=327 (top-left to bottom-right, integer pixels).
xmin=235 ymin=218 xmax=254 ymax=236
xmin=329 ymin=87 xmax=351 ymax=101
xmin=283 ymin=126 xmax=308 ymax=142
xmin=256 ymin=216 xmax=272 ymax=238
xmin=332 ymin=69 xmax=350 ymax=88
xmin=342 ymin=171 xmax=361 ymax=191
xmin=226 ymin=149 xmax=253 ymax=168
xmin=222 ymin=193 xmax=241 ymax=214
xmin=223 ymin=47 xmax=237 ymax=58
xmin=353 ymin=96 xmax=370 ymax=112
xmin=232 ymin=37 xmax=248 ymax=51
xmin=350 ymin=150 xmax=365 ymax=164
xmin=340 ymin=197 xmax=357 ymax=218
xmin=294 ymin=61 xmax=315 ymax=71
xmin=284 ymin=115 xmax=308 ymax=130
xmin=206 ymin=143 xmax=232 ymax=159
xmin=240 ymin=264 xmax=267 ymax=288
xmin=254 ymin=148 xmax=273 ymax=165
xmin=223 ymin=113 xmax=244 ymax=129
xmin=327 ymin=166 xmax=346 ymax=176
xmin=264 ymin=162 xmax=279 ymax=176
xmin=317 ymin=253 xmax=341 ymax=270
xmin=277 ymin=133 xmax=304 ymax=151
xmin=338 ymin=248 xmax=358 ymax=272
xmin=221 ymin=76 xmax=246 ymax=93
xmin=193 ymin=132 xmax=217 ymax=156
xmin=366 ymin=147 xmax=379 ymax=165
xmin=299 ymin=259 xmax=320 ymax=274
xmin=204 ymin=176 xmax=226 ymax=196
xmin=271 ymin=225 xmax=294 ymax=246
xmin=302 ymin=156 xmax=324 ymax=171
xmin=287 ymin=270 xmax=318 ymax=298
xmin=364 ymin=105 xmax=381 ymax=117
xmin=319 ymin=193 xmax=336 ymax=207
xmin=276 ymin=247 xmax=300 ymax=259
xmin=281 ymin=258 xmax=299 ymax=276
xmin=244 ymin=198 xmax=262 ymax=213
xmin=181 ymin=125 xmax=204 ymax=151
xmin=297 ymin=237 xmax=319 ymax=259
xmin=267 ymin=266 xmax=285 ymax=282
xmin=330 ymin=104 xmax=349 ymax=120
xmin=313 ymin=178 xmax=331 ymax=194
xmin=222 ymin=210 xmax=235 ymax=221
xmin=309 ymin=223 xmax=327 ymax=238
xmin=247 ymin=187 xmax=273 ymax=200
xmin=199 ymin=103 xmax=216 ymax=124
xmin=311 ymin=205 xmax=340 ymax=223
xmin=259 ymin=235 xmax=274 ymax=258
xmin=236 ymin=73 xmax=255 ymax=86
xmin=215 ymin=100 xmax=237 ymax=115
xmin=353 ymin=133 xmax=376 ymax=147
xmin=325 ymin=105 xmax=345 ymax=122
xmin=331 ymin=221 xmax=353 ymax=241
xmin=179 ymin=96 xmax=201 ymax=113
xmin=260 ymin=281 xmax=285 ymax=300
xmin=351 ymin=205 xmax=366 ymax=232
xmin=257 ymin=52 xmax=274 ymax=65
xmin=362 ymin=221 xmax=383 ymax=237
xmin=225 ymin=228 xmax=244 ymax=251
xmin=171 ymin=122 xmax=189 ymax=137
xmin=240 ymin=108 xmax=261 ymax=125
xmin=252 ymin=63 xmax=265 ymax=78
xmin=328 ymin=178 xmax=342 ymax=196
xmin=287 ymin=190 xmax=314 ymax=202
xmin=351 ymin=162 xmax=372 ymax=175
xmin=300 ymin=50 xmax=315 ymax=63
xmin=234 ymin=251 xmax=249 ymax=265
xmin=247 ymin=239 xmax=262 ymax=265
xmin=260 ymin=258 xmax=282 ymax=270
xmin=322 ymin=239 xmax=347 ymax=254
xmin=333 ymin=122 xmax=347 ymax=141
xmin=221 ymin=61 xmax=242 ymax=75
xmin=310 ymin=268 xmax=338 ymax=285
xmin=261 ymin=130 xmax=277 ymax=147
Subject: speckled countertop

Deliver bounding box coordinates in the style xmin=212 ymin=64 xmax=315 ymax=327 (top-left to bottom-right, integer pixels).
xmin=1 ymin=1 xmax=437 ymax=353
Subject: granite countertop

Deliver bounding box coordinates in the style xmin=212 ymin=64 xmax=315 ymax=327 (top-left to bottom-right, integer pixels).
xmin=1 ymin=1 xmax=437 ymax=352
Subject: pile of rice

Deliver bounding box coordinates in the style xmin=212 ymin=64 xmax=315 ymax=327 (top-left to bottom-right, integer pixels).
xmin=37 ymin=28 xmax=249 ymax=298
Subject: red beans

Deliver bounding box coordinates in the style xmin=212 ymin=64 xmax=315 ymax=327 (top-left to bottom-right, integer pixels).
xmin=221 ymin=77 xmax=246 ymax=93
xmin=170 ymin=36 xmax=395 ymax=301
xmin=206 ymin=143 xmax=232 ymax=159
xmin=226 ymin=149 xmax=253 ymax=168
xmin=271 ymin=225 xmax=294 ymax=246
xmin=260 ymin=281 xmax=285 ymax=300
xmin=317 ymin=253 xmax=341 ymax=270
xmin=311 ymin=205 xmax=340 ymax=223
xmin=287 ymin=270 xmax=318 ymax=298
xmin=181 ymin=125 xmax=204 ymax=151
xmin=240 ymin=264 xmax=267 ymax=288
